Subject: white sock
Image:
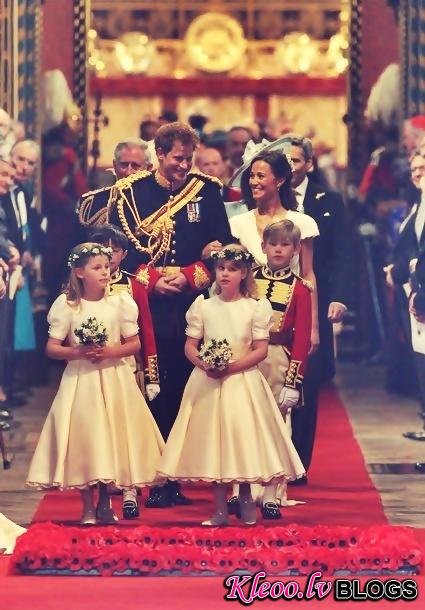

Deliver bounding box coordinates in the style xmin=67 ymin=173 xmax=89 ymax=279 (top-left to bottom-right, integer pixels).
xmin=263 ymin=482 xmax=278 ymax=505
xmin=123 ymin=488 xmax=137 ymax=503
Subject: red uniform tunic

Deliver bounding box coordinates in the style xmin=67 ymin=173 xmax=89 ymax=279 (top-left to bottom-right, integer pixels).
xmin=254 ymin=264 xmax=312 ymax=393
xmin=108 ymin=269 xmax=159 ymax=385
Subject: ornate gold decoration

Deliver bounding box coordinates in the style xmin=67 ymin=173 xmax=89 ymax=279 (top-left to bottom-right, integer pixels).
xmin=135 ymin=267 xmax=150 ymax=287
xmin=184 ymin=13 xmax=247 ymax=74
xmin=115 ymin=176 xmax=204 ymax=265
xmin=285 ymin=359 xmax=302 ymax=389
xmin=154 ymin=170 xmax=171 ymax=189
xmin=146 ymin=355 xmax=159 ymax=384
xmin=88 ymin=29 xmax=155 ymax=76
xmin=190 ymin=169 xmax=223 ymax=187
xmin=274 ymin=32 xmax=319 ymax=75
xmin=193 ymin=264 xmax=210 ymax=289
xmin=78 ymin=187 xmax=115 ymax=226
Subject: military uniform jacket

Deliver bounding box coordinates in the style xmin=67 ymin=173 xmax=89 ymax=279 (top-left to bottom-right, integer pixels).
xmin=108 ymin=268 xmax=159 ymax=384
xmin=254 ymin=265 xmax=312 ymax=392
xmin=78 ymin=170 xmax=233 ymax=293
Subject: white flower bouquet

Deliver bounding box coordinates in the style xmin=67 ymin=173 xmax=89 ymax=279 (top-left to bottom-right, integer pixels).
xmin=74 ymin=317 xmax=108 ymax=346
xmin=198 ymin=338 xmax=232 ymax=370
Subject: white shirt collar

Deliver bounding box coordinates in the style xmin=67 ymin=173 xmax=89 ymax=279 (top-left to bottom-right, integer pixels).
xmin=294 ymin=176 xmax=309 ymax=204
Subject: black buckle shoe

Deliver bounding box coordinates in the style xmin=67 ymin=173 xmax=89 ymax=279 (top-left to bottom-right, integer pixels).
xmin=0 ymin=421 xmax=10 ymax=432
xmin=227 ymin=496 xmax=241 ymax=518
xmin=261 ymin=501 xmax=282 ymax=520
xmin=169 ymin=489 xmax=192 ymax=506
xmin=123 ymin=499 xmax=139 ymax=519
xmin=167 ymin=481 xmax=192 ymax=506
xmin=145 ymin=487 xmax=171 ymax=508
xmin=0 ymin=409 xmax=12 ymax=421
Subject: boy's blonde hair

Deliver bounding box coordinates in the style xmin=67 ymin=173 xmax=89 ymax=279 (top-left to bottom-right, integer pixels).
xmin=212 ymin=243 xmax=258 ymax=298
xmin=63 ymin=242 xmax=112 ymax=307
xmin=263 ymin=219 xmax=301 ymax=246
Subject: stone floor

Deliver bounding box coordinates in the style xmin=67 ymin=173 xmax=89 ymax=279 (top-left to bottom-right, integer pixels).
xmin=1 ymin=362 xmax=425 ymax=527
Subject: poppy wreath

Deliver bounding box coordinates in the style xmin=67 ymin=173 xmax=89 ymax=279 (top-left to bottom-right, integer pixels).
xmin=12 ymin=522 xmax=423 ymax=577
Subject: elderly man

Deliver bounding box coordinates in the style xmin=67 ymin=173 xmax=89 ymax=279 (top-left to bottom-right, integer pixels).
xmin=79 ymin=122 xmax=232 ymax=508
xmin=113 ymin=138 xmax=152 ymax=179
xmin=285 ymin=133 xmax=349 ymax=480
xmin=11 ymin=139 xmax=39 ymax=191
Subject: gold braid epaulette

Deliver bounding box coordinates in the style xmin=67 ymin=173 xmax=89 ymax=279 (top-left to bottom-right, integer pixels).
xmin=81 ymin=185 xmax=113 ymax=198
xmin=189 ymin=170 xmax=223 ymax=188
xmin=293 ymin=273 xmax=314 ymax=292
xmin=114 ymin=169 xmax=152 ymax=192
xmin=78 ymin=185 xmax=115 ymax=226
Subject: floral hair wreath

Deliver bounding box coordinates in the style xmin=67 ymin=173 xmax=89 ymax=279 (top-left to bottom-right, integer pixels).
xmin=211 ymin=248 xmax=255 ymax=265
xmin=68 ymin=245 xmax=113 ymax=268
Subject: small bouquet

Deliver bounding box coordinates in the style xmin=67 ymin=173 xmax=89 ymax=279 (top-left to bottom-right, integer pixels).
xmin=198 ymin=338 xmax=232 ymax=370
xmin=74 ymin=317 xmax=108 ymax=346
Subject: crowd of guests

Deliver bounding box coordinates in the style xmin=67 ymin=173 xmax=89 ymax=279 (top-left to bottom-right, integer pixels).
xmin=0 ymin=111 xmax=43 ymax=444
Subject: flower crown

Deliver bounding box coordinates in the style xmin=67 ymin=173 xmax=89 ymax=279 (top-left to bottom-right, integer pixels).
xmin=68 ymin=245 xmax=113 ymax=268
xmin=211 ymin=248 xmax=254 ymax=265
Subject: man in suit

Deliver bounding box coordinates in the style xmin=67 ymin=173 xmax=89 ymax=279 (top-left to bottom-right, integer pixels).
xmin=385 ymin=150 xmax=425 ymax=430
xmin=286 ymin=134 xmax=349 ymax=478
xmin=78 ymin=122 xmax=233 ymax=506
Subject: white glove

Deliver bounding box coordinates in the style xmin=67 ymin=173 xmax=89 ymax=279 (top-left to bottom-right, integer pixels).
xmin=145 ymin=384 xmax=160 ymax=402
xmin=278 ymin=387 xmax=300 ymax=410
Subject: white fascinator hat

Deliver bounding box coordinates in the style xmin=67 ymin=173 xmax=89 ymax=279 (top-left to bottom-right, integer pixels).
xmin=229 ymin=135 xmax=296 ymax=188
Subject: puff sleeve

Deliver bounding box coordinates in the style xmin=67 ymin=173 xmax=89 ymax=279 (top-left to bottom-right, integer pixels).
xmin=185 ymin=295 xmax=204 ymax=339
xmin=47 ymin=294 xmax=72 ymax=340
xmin=252 ymin=298 xmax=274 ymax=340
xmin=298 ymin=213 xmax=319 ymax=240
xmin=119 ymin=292 xmax=139 ymax=338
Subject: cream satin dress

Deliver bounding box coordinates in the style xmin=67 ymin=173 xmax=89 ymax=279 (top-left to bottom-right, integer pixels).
xmin=27 ymin=292 xmax=164 ymax=490
xmin=157 ymin=294 xmax=305 ymax=484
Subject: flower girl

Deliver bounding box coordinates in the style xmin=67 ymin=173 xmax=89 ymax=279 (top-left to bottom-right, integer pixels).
xmin=157 ymin=244 xmax=304 ymax=525
xmin=27 ymin=243 xmax=164 ymax=524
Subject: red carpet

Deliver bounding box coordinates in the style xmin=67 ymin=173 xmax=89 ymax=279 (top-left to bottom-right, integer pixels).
xmin=31 ymin=386 xmax=387 ymax=528
xmin=2 ymin=386 xmax=424 ymax=608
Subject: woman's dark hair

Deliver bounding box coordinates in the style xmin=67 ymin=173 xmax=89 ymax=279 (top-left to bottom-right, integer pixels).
xmin=240 ymin=151 xmax=297 ymax=211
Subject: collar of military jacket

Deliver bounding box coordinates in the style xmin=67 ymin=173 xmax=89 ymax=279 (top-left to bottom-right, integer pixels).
xmin=262 ymin=264 xmax=292 ymax=279
xmin=154 ymin=170 xmax=171 ymax=189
